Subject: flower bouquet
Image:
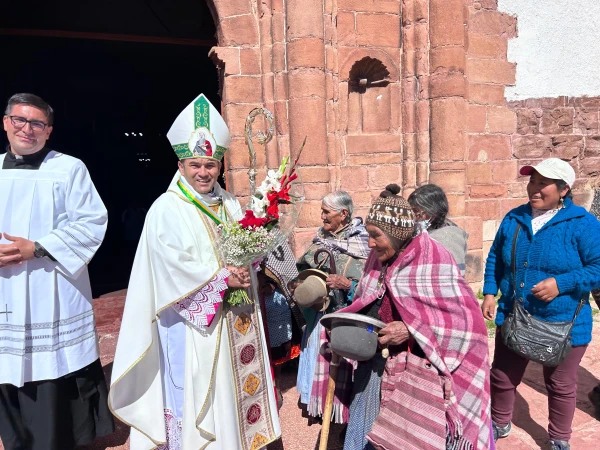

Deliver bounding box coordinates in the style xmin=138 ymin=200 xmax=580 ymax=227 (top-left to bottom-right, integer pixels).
xmin=220 ymin=139 xmax=305 ymax=306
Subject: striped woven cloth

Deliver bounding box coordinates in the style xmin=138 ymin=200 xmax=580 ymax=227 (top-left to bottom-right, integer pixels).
xmin=343 ymin=233 xmax=492 ymax=450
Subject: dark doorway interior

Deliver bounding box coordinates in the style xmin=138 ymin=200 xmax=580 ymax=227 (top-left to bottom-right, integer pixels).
xmin=1 ymin=2 xmax=220 ymax=295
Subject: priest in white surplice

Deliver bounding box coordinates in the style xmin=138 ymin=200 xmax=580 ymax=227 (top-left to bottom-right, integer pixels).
xmin=0 ymin=93 xmax=114 ymax=450
xmin=109 ymin=94 xmax=281 ymax=450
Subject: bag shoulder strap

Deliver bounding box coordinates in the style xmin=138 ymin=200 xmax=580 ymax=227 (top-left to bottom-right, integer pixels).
xmin=511 ymin=223 xmax=521 ymax=296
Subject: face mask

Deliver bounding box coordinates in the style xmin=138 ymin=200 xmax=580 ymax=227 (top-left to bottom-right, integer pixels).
xmin=414 ymin=218 xmax=430 ymax=236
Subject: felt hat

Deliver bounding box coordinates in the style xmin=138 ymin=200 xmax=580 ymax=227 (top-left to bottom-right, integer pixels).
xmin=294 ymin=269 xmax=330 ymax=312
xmin=320 ymin=312 xmax=387 ymax=361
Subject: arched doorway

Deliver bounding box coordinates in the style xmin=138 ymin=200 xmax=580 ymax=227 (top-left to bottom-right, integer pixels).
xmin=0 ymin=0 xmax=220 ymax=295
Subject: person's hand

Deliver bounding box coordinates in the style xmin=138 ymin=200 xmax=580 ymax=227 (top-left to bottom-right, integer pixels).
xmin=287 ymin=278 xmax=300 ymax=294
xmin=531 ymin=277 xmax=559 ymax=302
xmin=378 ymin=321 xmax=410 ymax=346
xmin=481 ymin=295 xmax=497 ymax=320
xmin=227 ymin=266 xmax=251 ymax=289
xmin=0 ymin=233 xmax=35 ymax=268
xmin=326 ymin=274 xmax=352 ymax=290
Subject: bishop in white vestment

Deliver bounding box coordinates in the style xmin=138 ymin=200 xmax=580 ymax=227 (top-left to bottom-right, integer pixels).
xmin=0 ymin=94 xmax=113 ymax=450
xmin=109 ymin=94 xmax=281 ymax=450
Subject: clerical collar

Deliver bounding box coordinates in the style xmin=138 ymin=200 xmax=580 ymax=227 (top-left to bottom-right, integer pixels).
xmin=2 ymin=146 xmax=52 ymax=170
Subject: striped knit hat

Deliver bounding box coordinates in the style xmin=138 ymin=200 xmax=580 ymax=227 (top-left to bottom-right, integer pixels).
xmin=366 ymin=184 xmax=415 ymax=242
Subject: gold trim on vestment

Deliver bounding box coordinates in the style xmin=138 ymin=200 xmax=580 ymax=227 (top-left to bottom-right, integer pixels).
xmin=108 ymin=340 xmax=167 ymax=447
xmin=195 ymin=312 xmax=224 ymax=441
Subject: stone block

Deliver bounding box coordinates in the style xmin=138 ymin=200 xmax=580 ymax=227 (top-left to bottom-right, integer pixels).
xmin=272 ymin=43 xmax=286 ymax=72
xmin=288 ymin=98 xmax=328 ymax=165
xmin=402 ymin=50 xmax=428 ymax=77
xmin=467 ymin=33 xmax=508 ymax=59
xmin=402 ymin=101 xmax=416 ymax=133
xmin=337 ymin=12 xmax=356 ymax=46
xmin=362 ymin=87 xmax=393 ymax=133
xmin=465 ymin=199 xmax=500 ymax=220
xmin=286 ymin=0 xmax=325 ymax=39
xmin=291 ymin=228 xmax=320 ymax=258
xmin=346 ymin=153 xmax=403 ymax=165
xmin=356 ymin=13 xmax=400 ymax=47
xmin=224 ymin=103 xmax=262 ymax=137
xmin=430 ymin=47 xmax=466 ymax=73
xmin=467 ymin=105 xmax=487 ymax=132
xmin=209 ymin=47 xmax=240 ymax=76
xmin=465 ymin=250 xmax=484 ymax=283
xmin=350 ymin=190 xmax=377 ymax=207
xmin=431 ymin=97 xmax=467 ymax=161
xmin=340 ymin=166 xmax=368 ymax=190
xmin=297 ymin=166 xmax=330 ymax=183
xmin=540 ymin=108 xmax=574 ymax=135
xmin=581 ymin=157 xmax=600 ymax=176
xmin=468 ymin=9 xmax=517 ymax=37
xmin=288 ymin=69 xmax=326 ymax=99
xmin=446 ymin=193 xmax=466 ymax=216
xmin=430 ymin=0 xmax=465 ymax=47
xmin=515 ymin=108 xmax=542 ymax=135
xmin=303 ymin=183 xmax=332 ymax=201
xmin=470 ymin=184 xmax=508 ymax=199
xmin=273 ymin=101 xmax=288 ymax=135
xmin=482 ymin=220 xmax=498 ymax=242
xmin=467 ymin=83 xmax=506 ymax=105
xmin=551 ymin=136 xmax=583 ymax=160
xmin=512 ymin=135 xmax=552 ymax=159
xmin=501 ymin=198 xmax=525 ymax=216
xmin=220 ymin=15 xmax=259 ymax=46
xmin=508 ymin=181 xmax=527 ymax=198
xmin=287 ymin=38 xmax=325 ymax=69
xmin=223 ymin=76 xmax=263 ymax=103
xmin=239 ymin=48 xmax=261 ymax=75
xmin=467 ymin=59 xmax=516 ymax=85
xmin=346 ymin=135 xmax=401 ymax=154
xmin=416 ymin=100 xmax=430 ymax=132
xmin=338 ymin=0 xmax=400 ymax=14
xmin=347 ymin=92 xmax=361 ymax=133
xmin=468 ymin=135 xmax=511 ymax=161
xmin=491 ymin=160 xmax=518 ymax=183
xmin=573 ymin=108 xmax=599 ymax=135
xmin=430 ymin=161 xmax=468 ymax=171
xmin=429 ymin=72 xmax=467 ymax=98
xmin=274 ymin=72 xmax=288 ymax=103
xmin=215 ymin=0 xmax=253 ymax=18
xmin=584 ymin=135 xmax=600 ymax=157
xmin=369 ymin=165 xmax=400 ymax=188
xmin=462 ymin=215 xmax=483 ymax=250
xmin=297 ymin=200 xmax=325 ymax=228
xmin=487 ymin=107 xmax=516 ymax=133
xmin=225 ymin=138 xmax=251 ymax=169
xmin=429 ymin=170 xmax=465 ymax=193
xmin=466 ymin=162 xmax=493 ymax=184
xmin=272 ymin=11 xmax=286 ymax=43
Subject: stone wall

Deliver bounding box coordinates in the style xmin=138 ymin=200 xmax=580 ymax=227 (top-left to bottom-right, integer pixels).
xmin=204 ymin=0 xmax=599 ymax=288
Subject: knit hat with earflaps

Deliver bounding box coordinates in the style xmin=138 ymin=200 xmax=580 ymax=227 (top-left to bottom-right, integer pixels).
xmin=366 ymin=184 xmax=416 ymax=243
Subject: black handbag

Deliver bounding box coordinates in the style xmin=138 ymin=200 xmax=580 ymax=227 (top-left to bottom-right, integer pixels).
xmin=500 ymin=224 xmax=585 ymax=367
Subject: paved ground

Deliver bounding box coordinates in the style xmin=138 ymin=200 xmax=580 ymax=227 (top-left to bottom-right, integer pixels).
xmin=2 ymin=295 xmax=599 ymax=449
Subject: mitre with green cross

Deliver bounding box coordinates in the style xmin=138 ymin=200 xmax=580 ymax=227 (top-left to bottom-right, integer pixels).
xmin=167 ymin=94 xmax=231 ymax=161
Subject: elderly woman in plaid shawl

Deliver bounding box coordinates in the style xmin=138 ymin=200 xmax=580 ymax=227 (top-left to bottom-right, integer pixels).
xmin=335 ymin=184 xmax=492 ymax=450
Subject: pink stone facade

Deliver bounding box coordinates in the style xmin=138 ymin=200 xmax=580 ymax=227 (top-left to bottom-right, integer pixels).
xmin=206 ymin=0 xmax=598 ymax=286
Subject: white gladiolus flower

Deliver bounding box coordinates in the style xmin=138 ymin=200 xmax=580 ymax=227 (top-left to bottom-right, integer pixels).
xmin=251 ymin=196 xmax=268 ymax=218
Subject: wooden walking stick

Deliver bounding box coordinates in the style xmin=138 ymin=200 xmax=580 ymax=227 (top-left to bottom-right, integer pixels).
xmin=319 ymin=351 xmax=341 ymax=450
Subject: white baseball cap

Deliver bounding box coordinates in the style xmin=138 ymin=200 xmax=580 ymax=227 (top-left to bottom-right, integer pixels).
xmin=520 ymin=158 xmax=576 ymax=188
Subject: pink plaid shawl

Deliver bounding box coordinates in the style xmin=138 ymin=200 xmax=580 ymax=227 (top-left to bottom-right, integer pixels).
xmin=343 ymin=233 xmax=492 ymax=450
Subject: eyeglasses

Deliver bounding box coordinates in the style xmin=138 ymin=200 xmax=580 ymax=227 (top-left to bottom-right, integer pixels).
xmin=7 ymin=115 xmax=49 ymax=132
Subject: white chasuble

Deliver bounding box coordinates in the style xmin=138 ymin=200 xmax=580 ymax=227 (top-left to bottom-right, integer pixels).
xmin=0 ymin=151 xmax=108 ymax=387
xmin=109 ymin=175 xmax=281 ymax=450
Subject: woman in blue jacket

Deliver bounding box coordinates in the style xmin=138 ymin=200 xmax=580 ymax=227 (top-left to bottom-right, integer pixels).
xmin=481 ymin=158 xmax=600 ymax=450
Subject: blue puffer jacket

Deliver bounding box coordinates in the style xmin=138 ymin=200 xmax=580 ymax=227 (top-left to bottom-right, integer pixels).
xmin=483 ymin=198 xmax=600 ymax=346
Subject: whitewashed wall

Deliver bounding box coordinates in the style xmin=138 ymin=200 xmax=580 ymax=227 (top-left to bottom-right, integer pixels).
xmin=498 ymin=0 xmax=600 ymax=101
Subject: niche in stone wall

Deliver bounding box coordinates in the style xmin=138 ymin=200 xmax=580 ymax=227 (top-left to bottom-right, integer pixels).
xmin=347 ymin=57 xmax=392 ymax=133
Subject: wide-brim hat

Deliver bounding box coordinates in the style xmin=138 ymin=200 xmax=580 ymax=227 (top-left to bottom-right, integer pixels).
xmin=294 ymin=268 xmax=330 ymax=312
xmin=520 ymin=158 xmax=576 ymax=188
xmin=320 ymin=312 xmax=387 ymax=361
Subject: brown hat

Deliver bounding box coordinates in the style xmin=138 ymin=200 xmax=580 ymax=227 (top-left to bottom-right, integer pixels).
xmin=294 ymin=269 xmax=330 ymax=312
xmin=366 ymin=184 xmax=415 ymax=242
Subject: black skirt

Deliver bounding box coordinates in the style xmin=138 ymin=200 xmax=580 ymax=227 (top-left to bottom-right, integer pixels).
xmin=0 ymin=359 xmax=115 ymax=450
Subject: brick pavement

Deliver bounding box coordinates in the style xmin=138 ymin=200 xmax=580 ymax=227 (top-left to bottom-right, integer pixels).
xmin=1 ymin=296 xmax=598 ymax=450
